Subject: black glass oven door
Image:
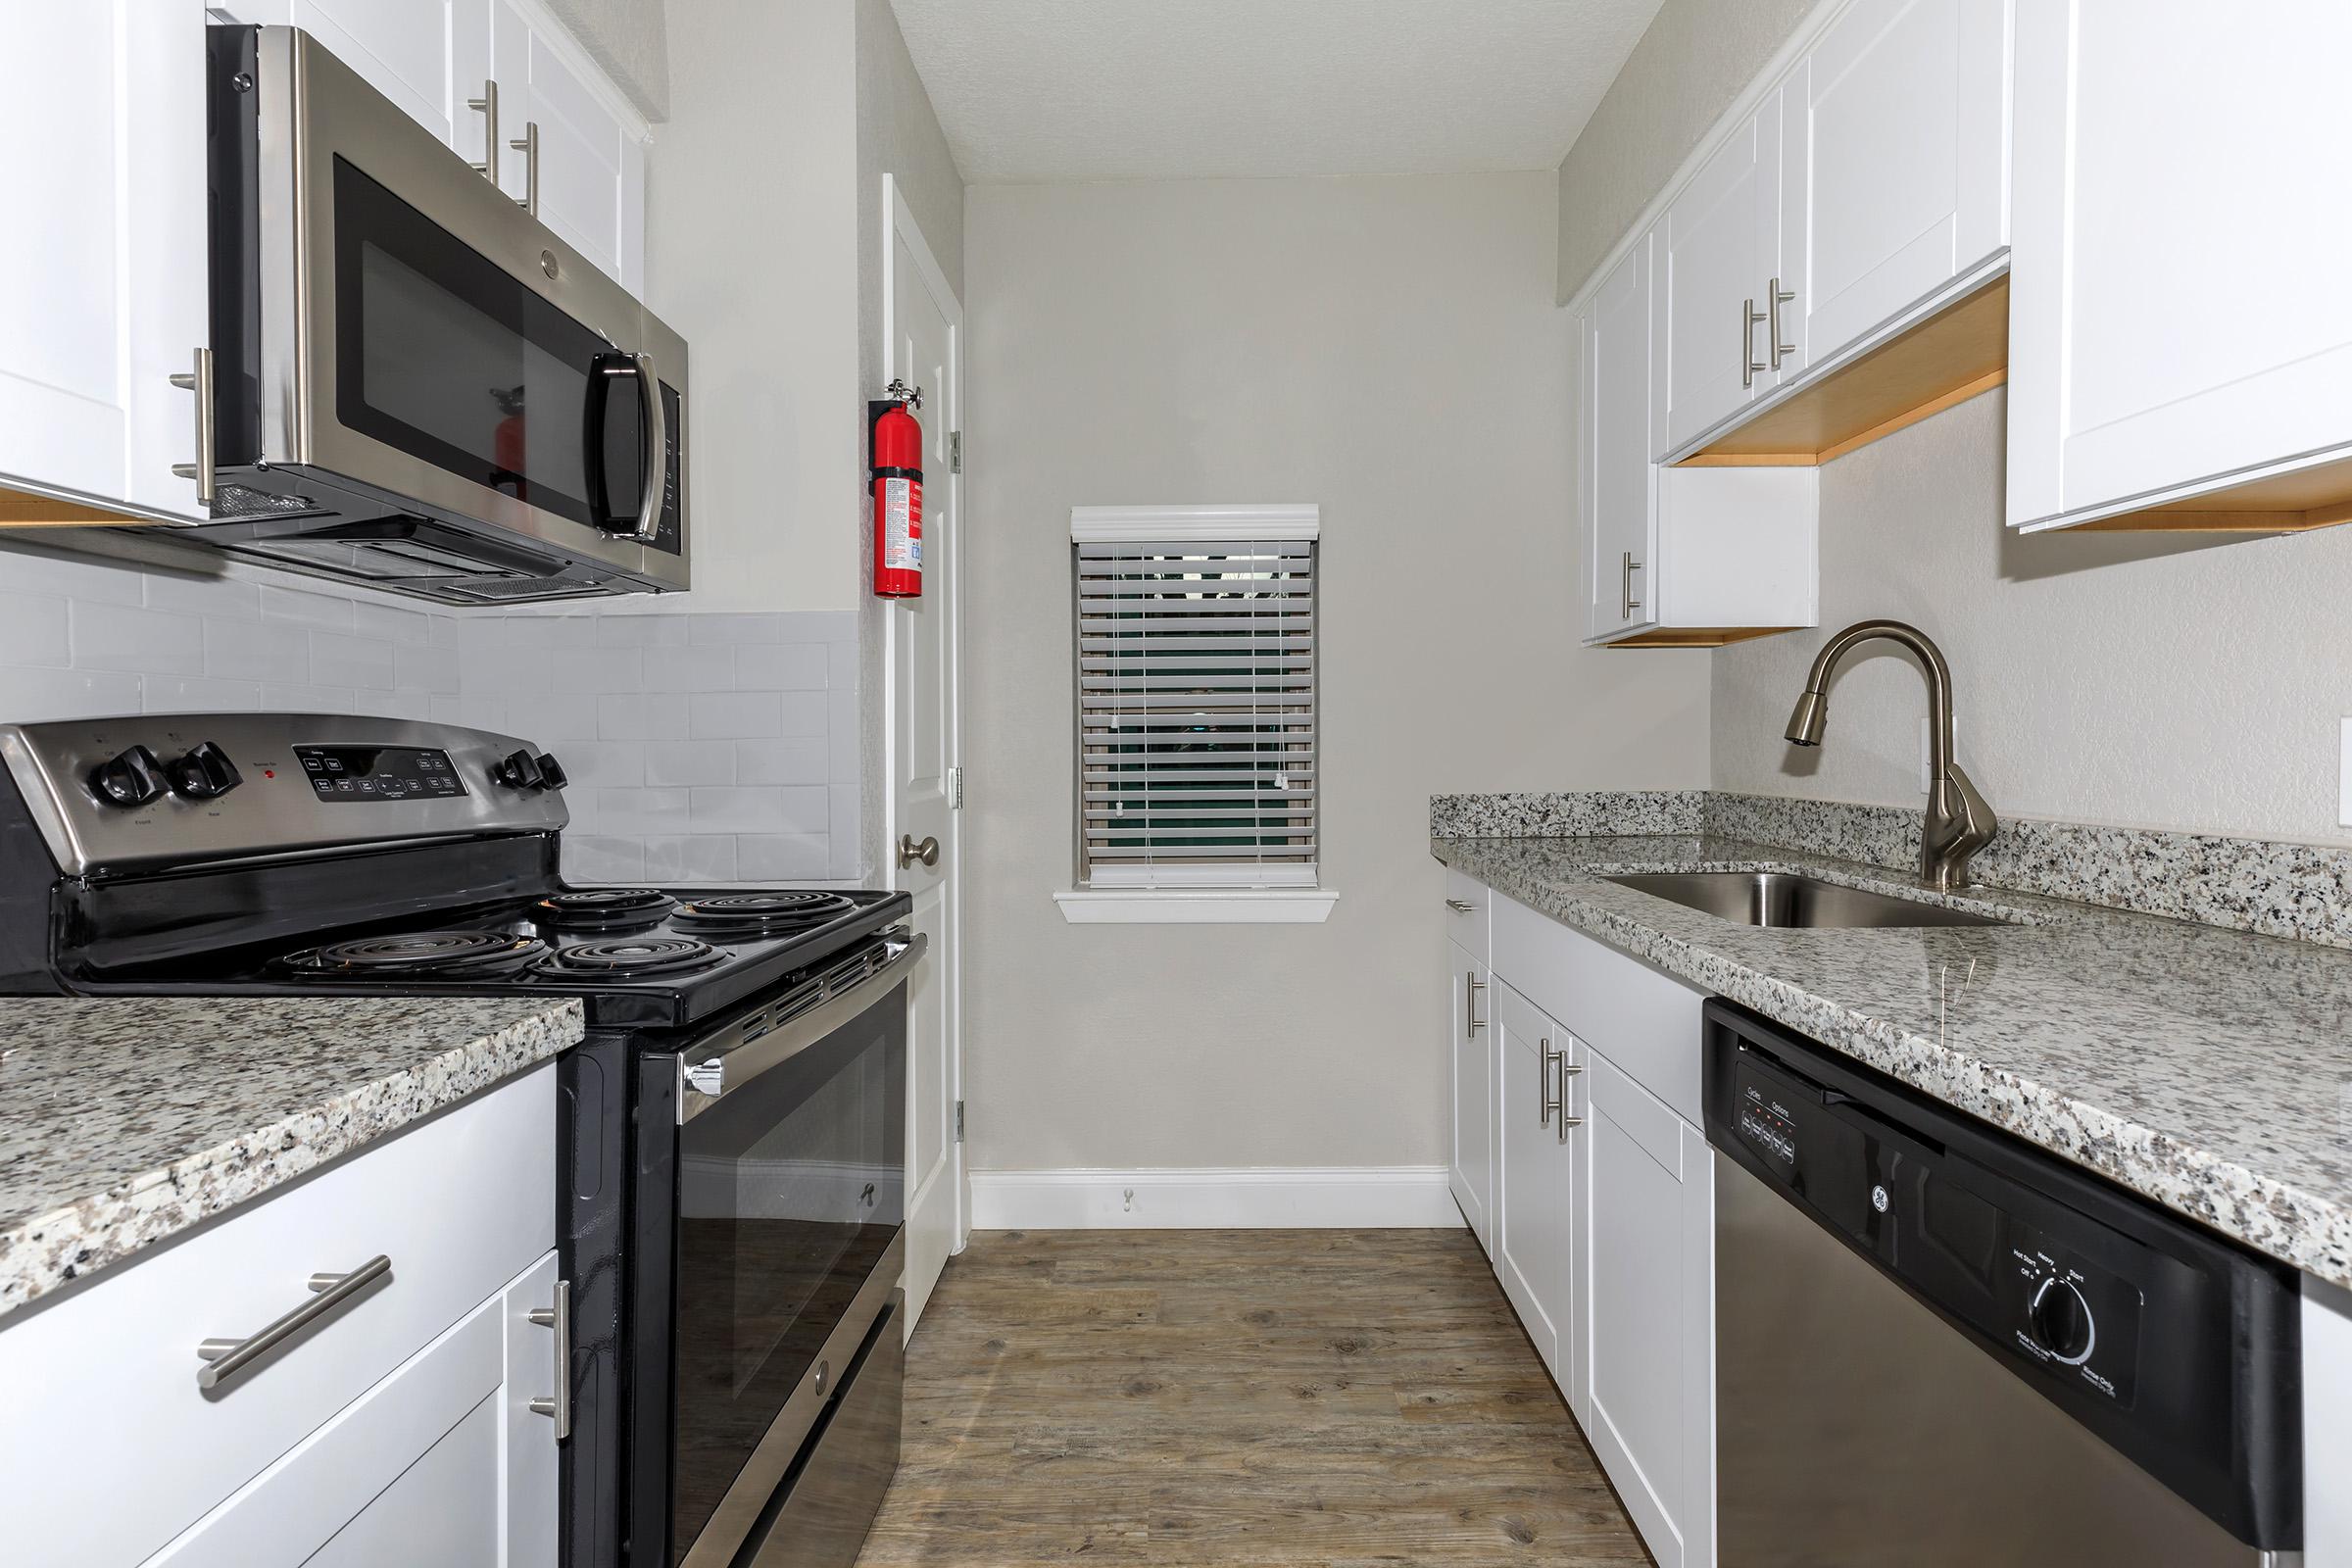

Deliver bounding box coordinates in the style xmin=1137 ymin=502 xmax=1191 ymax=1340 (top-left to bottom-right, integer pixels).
xmin=330 ymin=155 xmax=649 ymax=534
xmin=665 ymin=988 xmax=906 ymax=1565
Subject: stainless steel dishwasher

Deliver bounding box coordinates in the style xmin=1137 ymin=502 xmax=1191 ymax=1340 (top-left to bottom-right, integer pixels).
xmin=1702 ymin=1001 xmax=2303 ymax=1566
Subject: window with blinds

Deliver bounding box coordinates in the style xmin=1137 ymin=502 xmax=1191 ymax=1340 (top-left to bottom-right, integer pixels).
xmin=1072 ymin=505 xmax=1319 ymax=889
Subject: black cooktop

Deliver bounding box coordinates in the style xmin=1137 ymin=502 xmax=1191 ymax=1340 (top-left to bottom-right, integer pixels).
xmin=108 ymin=885 xmax=911 ymax=1031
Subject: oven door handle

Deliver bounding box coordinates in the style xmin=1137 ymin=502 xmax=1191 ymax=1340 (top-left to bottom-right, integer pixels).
xmin=677 ymin=932 xmax=926 ymax=1123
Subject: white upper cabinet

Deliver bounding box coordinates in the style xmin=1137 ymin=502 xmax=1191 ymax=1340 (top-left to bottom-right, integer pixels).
xmin=278 ymin=0 xmax=470 ymax=146
xmin=2008 ymin=0 xmax=2352 ymax=532
xmin=0 ymin=1 xmax=210 ymax=523
xmin=1584 ymin=238 xmax=1659 ymax=641
xmin=1777 ymin=0 xmax=2010 ymax=377
xmin=1655 ymin=101 xmax=1786 ymax=457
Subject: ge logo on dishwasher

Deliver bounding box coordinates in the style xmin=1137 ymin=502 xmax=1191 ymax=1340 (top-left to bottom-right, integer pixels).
xmin=1871 ymin=1184 xmax=1890 ymax=1213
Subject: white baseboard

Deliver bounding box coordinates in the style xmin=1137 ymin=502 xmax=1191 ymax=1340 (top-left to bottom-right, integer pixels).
xmin=967 ymin=1165 xmax=1464 ymax=1230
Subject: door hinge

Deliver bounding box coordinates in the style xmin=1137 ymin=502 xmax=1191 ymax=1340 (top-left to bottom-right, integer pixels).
xmin=949 ymin=430 xmax=963 ymax=474
xmin=947 ymin=764 xmax=964 ymax=809
xmin=955 ymin=1101 xmax=965 ymax=1142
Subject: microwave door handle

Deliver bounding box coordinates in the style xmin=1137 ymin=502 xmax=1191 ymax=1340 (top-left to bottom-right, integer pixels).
xmin=628 ymin=351 xmax=664 ymax=543
xmin=677 ymin=932 xmax=926 ymax=1123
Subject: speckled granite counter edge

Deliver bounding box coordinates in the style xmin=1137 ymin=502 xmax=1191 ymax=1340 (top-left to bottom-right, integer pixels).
xmin=1432 ymin=791 xmax=2352 ymax=952
xmin=1432 ymin=834 xmax=2352 ymax=1290
xmin=1 ymin=999 xmax=584 ymax=1316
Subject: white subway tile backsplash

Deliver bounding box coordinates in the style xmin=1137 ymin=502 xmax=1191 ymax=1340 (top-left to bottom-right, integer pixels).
xmin=204 ymin=618 xmax=310 ymax=683
xmin=0 ymin=594 xmax=69 ymax=667
xmin=689 ymin=785 xmax=826 ymax=836
xmin=737 ymin=833 xmax=831 ymax=880
xmin=645 ymin=740 xmax=736 ymax=786
xmin=689 ymin=691 xmax=782 ymax=739
xmin=556 ymin=645 xmax=643 ymax=694
xmin=0 ymin=545 xmax=865 ymax=890
xmin=735 ymin=643 xmax=827 ymax=690
xmin=643 ymin=644 xmax=735 ymax=693
xmin=260 ymin=584 xmax=356 ymax=632
xmin=310 ymin=632 xmax=396 ymax=690
xmin=646 ymin=835 xmax=738 ymax=882
xmin=600 ymin=693 xmax=690 ymax=740
xmin=598 ymin=787 xmax=691 ymax=835
xmin=0 ymin=666 xmax=144 ymax=722
xmin=70 ymin=603 xmax=204 ymax=672
xmin=145 ymin=676 xmax=263 ymax=711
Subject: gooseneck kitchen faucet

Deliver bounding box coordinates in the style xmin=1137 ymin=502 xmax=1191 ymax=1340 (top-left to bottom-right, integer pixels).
xmin=1784 ymin=619 xmax=1996 ymax=890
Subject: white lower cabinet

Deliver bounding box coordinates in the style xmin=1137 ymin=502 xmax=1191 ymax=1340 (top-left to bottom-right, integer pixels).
xmin=1584 ymin=1050 xmax=1714 ymax=1568
xmin=1492 ymin=979 xmax=1585 ymax=1406
xmin=1447 ymin=940 xmax=1495 ymax=1252
xmin=1451 ymin=882 xmax=1715 ymax=1568
xmin=2311 ymin=1278 xmax=2352 ymax=1568
xmin=0 ymin=1064 xmax=557 ymax=1568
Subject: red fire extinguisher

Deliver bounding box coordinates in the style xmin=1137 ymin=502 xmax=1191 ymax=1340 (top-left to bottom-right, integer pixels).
xmin=870 ymin=379 xmax=923 ymax=599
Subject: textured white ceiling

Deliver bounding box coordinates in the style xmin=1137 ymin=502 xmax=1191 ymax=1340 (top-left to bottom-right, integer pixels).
xmin=888 ymin=0 xmax=1668 ymax=183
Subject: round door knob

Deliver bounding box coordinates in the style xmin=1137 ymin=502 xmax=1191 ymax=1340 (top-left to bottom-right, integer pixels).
xmin=2029 ymin=1277 xmax=2095 ymax=1364
xmin=90 ymin=745 xmax=169 ymax=808
xmin=897 ymin=833 xmax=939 ymax=869
xmin=166 ymin=740 xmax=243 ymax=800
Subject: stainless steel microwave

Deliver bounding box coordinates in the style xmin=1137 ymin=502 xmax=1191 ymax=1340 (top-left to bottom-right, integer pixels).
xmin=193 ymin=25 xmax=689 ymax=604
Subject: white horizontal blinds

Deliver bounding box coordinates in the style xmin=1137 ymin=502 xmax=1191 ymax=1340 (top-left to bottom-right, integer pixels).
xmin=1075 ymin=514 xmax=1317 ymax=886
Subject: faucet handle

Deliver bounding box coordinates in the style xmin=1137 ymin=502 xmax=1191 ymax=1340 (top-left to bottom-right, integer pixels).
xmin=1927 ymin=761 xmax=1997 ymax=888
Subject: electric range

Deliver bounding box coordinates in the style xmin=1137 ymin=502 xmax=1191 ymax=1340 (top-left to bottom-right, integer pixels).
xmin=0 ymin=712 xmax=915 ymax=1568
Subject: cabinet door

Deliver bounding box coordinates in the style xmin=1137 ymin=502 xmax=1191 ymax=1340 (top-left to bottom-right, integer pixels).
xmin=1494 ymin=981 xmax=1577 ymax=1381
xmin=503 ymin=1250 xmax=564 ymax=1568
xmin=1587 ymin=1050 xmax=1714 ymax=1568
xmin=1585 ymin=235 xmax=1659 ymax=640
xmin=2009 ymin=0 xmax=2352 ymax=527
xmin=1448 ymin=942 xmax=1494 ymax=1252
xmin=1779 ymin=0 xmax=2010 ymax=373
xmin=280 ymin=0 xmax=470 ymax=149
xmin=0 ymin=1 xmax=208 ymax=521
xmin=497 ymin=8 xmax=644 ymax=292
xmin=1655 ymin=98 xmax=1785 ymax=457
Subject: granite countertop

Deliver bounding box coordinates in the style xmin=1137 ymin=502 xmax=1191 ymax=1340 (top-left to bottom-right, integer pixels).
xmin=0 ymin=995 xmax=585 ymax=1318
xmin=1434 ymin=832 xmax=2352 ymax=1289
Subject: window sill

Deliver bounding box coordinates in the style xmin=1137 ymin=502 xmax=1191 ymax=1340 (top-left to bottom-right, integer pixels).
xmin=1053 ymin=888 xmax=1340 ymax=925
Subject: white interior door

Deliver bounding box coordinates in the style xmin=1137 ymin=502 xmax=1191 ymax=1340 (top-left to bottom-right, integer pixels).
xmin=882 ymin=176 xmax=963 ymax=1333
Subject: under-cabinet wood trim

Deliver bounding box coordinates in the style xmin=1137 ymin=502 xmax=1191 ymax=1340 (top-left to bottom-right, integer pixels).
xmin=0 ymin=486 xmax=158 ymax=527
xmin=1600 ymin=625 xmax=1799 ymax=649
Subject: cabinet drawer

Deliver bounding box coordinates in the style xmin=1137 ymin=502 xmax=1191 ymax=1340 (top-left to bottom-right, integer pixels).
xmin=1492 ymin=892 xmax=1704 ymax=1124
xmin=1444 ymin=868 xmax=1491 ymax=962
xmin=0 ymin=1064 xmax=555 ymax=1568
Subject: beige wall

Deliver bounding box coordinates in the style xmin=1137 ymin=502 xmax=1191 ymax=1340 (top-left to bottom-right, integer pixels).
xmin=1712 ymin=390 xmax=2352 ymax=844
xmin=646 ymin=0 xmax=860 ymax=613
xmin=1554 ymin=0 xmax=1813 ymax=301
xmin=962 ymin=175 xmax=1711 ymax=1172
xmin=542 ymin=0 xmax=669 ymax=120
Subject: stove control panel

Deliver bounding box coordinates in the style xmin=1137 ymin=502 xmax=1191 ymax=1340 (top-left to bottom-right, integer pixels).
xmin=0 ymin=714 xmax=567 ymax=875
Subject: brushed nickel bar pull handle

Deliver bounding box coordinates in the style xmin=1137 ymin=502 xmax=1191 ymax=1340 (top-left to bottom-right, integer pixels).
xmin=1540 ymin=1038 xmax=1564 ymax=1129
xmin=1621 ymin=551 xmax=1643 ymax=618
xmin=1445 ymin=898 xmax=1474 ymax=913
xmin=1741 ymin=296 xmax=1768 ymax=388
xmin=167 ymin=347 xmax=214 ymax=509
xmin=527 ymin=1279 xmax=571 ymax=1440
xmin=196 ymin=1254 xmax=391 ymax=1392
xmin=1769 ymin=276 xmax=1796 ymax=370
xmin=1465 ymin=972 xmax=1485 ymax=1036
xmin=467 ymin=79 xmax=500 ymax=180
xmin=512 ymin=122 xmax=540 ymax=216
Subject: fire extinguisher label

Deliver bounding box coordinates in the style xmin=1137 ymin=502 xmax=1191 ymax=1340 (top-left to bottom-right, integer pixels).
xmin=883 ymin=477 xmax=923 ymax=571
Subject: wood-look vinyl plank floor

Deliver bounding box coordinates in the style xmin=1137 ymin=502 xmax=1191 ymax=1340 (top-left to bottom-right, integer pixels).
xmin=856 ymin=1228 xmax=1652 ymax=1567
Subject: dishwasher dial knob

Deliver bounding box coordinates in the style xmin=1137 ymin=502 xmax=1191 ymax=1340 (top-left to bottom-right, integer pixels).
xmin=2029 ymin=1277 xmax=2095 ymax=1365
xmin=90 ymin=745 xmax=169 ymax=808
xmin=166 ymin=740 xmax=243 ymax=800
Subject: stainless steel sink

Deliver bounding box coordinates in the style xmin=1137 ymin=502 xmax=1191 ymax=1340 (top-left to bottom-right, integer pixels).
xmin=1604 ymin=871 xmax=2009 ymax=929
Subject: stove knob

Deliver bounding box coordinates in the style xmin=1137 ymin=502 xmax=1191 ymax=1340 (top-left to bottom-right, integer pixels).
xmin=2029 ymin=1277 xmax=2095 ymax=1364
xmin=166 ymin=740 xmax=243 ymax=801
xmin=494 ymin=749 xmax=546 ymax=791
xmin=533 ymin=753 xmax=567 ymax=790
xmin=90 ymin=745 xmax=169 ymax=808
